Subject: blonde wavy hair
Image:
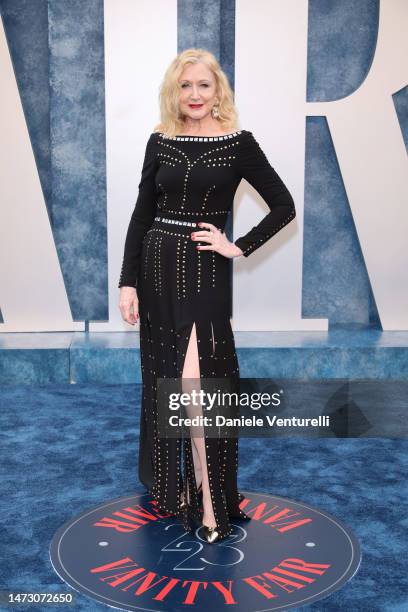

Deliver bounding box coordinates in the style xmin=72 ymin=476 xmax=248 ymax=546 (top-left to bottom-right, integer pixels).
xmin=153 ymin=48 xmax=239 ymax=138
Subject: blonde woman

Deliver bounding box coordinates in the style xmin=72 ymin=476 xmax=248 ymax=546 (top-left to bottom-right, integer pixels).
xmin=119 ymin=48 xmax=296 ymax=543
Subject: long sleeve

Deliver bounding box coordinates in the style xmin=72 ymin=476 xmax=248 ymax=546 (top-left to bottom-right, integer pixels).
xmin=234 ymin=131 xmax=296 ymax=257
xmin=118 ymin=133 xmax=158 ymax=288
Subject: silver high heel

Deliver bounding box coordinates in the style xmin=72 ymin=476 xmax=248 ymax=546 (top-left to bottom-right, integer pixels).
xmin=202 ymin=524 xmax=222 ymax=544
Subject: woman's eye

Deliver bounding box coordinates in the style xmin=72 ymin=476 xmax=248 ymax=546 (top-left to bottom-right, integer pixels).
xmin=180 ymin=83 xmax=209 ymax=88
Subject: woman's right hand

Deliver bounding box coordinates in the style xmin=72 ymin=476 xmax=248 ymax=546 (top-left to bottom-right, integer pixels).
xmin=119 ymin=286 xmax=139 ymax=325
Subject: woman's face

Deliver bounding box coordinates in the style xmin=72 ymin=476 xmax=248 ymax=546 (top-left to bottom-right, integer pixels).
xmin=178 ymin=62 xmax=218 ymax=123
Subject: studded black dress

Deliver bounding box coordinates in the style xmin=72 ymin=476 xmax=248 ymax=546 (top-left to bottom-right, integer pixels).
xmin=118 ymin=129 xmax=296 ymax=540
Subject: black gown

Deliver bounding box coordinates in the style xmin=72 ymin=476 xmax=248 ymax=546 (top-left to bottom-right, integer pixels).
xmin=118 ymin=129 xmax=296 ymax=540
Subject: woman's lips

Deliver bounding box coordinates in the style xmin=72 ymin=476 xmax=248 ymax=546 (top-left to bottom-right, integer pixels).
xmin=189 ymin=104 xmax=203 ymax=108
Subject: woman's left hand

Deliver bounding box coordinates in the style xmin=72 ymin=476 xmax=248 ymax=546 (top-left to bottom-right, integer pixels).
xmin=191 ymin=222 xmax=243 ymax=258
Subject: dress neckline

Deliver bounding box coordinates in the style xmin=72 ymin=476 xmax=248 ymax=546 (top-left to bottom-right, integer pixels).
xmin=158 ymin=130 xmax=243 ymax=142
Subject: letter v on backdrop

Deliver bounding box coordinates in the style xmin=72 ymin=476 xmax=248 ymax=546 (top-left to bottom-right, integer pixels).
xmin=0 ymin=18 xmax=83 ymax=332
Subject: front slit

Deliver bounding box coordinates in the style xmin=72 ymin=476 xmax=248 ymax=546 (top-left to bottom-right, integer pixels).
xmin=178 ymin=318 xmax=234 ymax=539
xmin=178 ymin=320 xmax=206 ymax=526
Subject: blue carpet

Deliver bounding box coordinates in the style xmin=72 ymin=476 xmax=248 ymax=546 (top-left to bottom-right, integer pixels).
xmin=0 ymin=384 xmax=406 ymax=611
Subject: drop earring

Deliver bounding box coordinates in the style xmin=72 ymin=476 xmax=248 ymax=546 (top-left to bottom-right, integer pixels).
xmin=211 ymin=103 xmax=220 ymax=119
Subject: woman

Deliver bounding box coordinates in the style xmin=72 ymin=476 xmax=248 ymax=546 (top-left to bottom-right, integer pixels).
xmin=118 ymin=48 xmax=296 ymax=543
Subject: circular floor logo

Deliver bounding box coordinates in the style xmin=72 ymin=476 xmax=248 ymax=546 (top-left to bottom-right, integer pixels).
xmin=50 ymin=491 xmax=361 ymax=611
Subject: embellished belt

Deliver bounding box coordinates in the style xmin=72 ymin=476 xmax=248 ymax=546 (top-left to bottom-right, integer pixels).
xmin=154 ymin=216 xmax=198 ymax=227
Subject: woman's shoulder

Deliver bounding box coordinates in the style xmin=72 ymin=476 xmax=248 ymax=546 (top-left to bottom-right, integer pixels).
xmin=236 ymin=129 xmax=258 ymax=150
xmin=239 ymin=128 xmax=254 ymax=138
xmin=142 ymin=130 xmax=162 ymax=149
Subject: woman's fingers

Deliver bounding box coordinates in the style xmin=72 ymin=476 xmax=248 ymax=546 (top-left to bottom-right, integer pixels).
xmin=192 ymin=222 xmax=223 ymax=253
xmin=119 ymin=288 xmax=139 ymax=325
xmin=197 ymin=221 xmax=216 ymax=232
xmin=193 ymin=222 xmax=220 ymax=240
xmin=192 ymin=233 xmax=213 ymax=243
xmin=191 ymin=223 xmax=237 ymax=258
xmin=191 ymin=221 xmax=221 ymax=243
xmin=132 ymin=297 xmax=139 ymax=323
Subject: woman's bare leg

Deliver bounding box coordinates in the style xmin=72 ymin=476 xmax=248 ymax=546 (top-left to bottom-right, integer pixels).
xmin=181 ymin=323 xmax=216 ymax=528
